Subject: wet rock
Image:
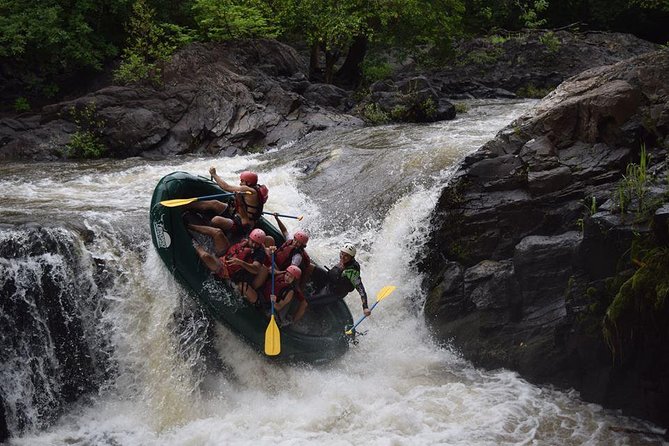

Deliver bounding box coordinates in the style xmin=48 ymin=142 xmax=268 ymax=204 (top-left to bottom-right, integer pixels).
xmin=0 ymin=397 xmax=7 ymax=443
xmin=0 ymin=40 xmax=363 ymax=160
xmin=527 ymin=166 xmax=572 ymax=195
xmin=654 ymin=204 xmax=669 ymax=245
xmin=427 ymin=31 xmax=659 ymax=98
xmin=0 ymin=225 xmax=112 ymax=438
xmin=422 ymin=49 xmax=669 ymax=427
xmin=303 ymin=83 xmax=351 ymax=111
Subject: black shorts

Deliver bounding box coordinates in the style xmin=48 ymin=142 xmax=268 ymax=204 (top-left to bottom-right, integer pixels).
xmin=231 ymin=269 xmax=255 ymax=285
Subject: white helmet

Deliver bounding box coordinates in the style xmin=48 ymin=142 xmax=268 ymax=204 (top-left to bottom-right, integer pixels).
xmin=340 ymin=243 xmax=356 ymax=257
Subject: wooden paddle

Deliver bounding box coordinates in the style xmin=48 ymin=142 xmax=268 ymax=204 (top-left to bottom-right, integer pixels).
xmin=160 ymin=191 xmax=250 ymax=207
xmin=264 ymin=253 xmax=281 ymax=356
xmin=345 ymin=285 xmax=397 ymax=335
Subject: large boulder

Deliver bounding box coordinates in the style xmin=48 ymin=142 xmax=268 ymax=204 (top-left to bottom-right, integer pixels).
xmin=421 ymin=49 xmax=669 ymax=427
xmin=427 ymin=30 xmax=660 ymax=99
xmin=0 ymin=40 xmax=362 ymax=161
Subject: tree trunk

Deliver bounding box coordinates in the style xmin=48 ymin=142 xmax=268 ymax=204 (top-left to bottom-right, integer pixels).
xmin=324 ymin=49 xmax=340 ymax=84
xmin=334 ymin=35 xmax=368 ymax=88
xmin=308 ymin=42 xmax=322 ymax=82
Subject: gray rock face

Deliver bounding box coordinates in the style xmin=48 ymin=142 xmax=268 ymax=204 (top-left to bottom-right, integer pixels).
xmin=364 ymin=75 xmax=456 ymax=123
xmin=0 ymin=40 xmax=363 ymax=160
xmin=426 ymin=31 xmax=660 ymax=98
xmin=421 ymin=49 xmax=669 ymax=427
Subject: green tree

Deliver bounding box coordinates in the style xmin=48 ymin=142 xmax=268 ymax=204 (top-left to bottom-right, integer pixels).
xmin=192 ymin=0 xmax=278 ymax=41
xmin=114 ymin=0 xmax=180 ymax=85
xmin=277 ymin=0 xmax=464 ymax=85
xmin=0 ymin=0 xmax=128 ymax=97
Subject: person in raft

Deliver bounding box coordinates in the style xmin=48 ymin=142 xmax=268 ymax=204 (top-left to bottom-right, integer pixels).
xmin=187 ymin=167 xmax=268 ymax=236
xmin=327 ymin=243 xmax=371 ymax=317
xmin=271 ymin=214 xmax=314 ymax=286
xmin=261 ymin=265 xmax=306 ymax=325
xmin=190 ymin=224 xmax=269 ymax=305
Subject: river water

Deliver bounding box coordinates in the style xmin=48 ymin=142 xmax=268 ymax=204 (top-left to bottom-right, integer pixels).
xmin=0 ymin=100 xmax=665 ymax=445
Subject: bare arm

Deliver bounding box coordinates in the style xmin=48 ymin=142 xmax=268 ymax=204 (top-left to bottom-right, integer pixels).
xmin=228 ymin=258 xmax=262 ymax=275
xmin=210 ymin=167 xmax=254 ymax=194
xmin=274 ymin=214 xmax=289 ymax=238
xmin=274 ymin=290 xmax=294 ymax=311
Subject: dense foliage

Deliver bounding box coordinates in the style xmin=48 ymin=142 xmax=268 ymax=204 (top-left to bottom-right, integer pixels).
xmin=1 ymin=0 xmax=667 ymax=105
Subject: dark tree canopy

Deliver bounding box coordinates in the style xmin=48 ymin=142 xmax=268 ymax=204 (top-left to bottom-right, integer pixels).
xmin=1 ymin=0 xmax=667 ymax=107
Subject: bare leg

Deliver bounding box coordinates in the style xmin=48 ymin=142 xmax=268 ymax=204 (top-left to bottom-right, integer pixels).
xmin=210 ymin=215 xmax=234 ymax=231
xmin=238 ymin=282 xmax=258 ymax=304
xmin=194 ymin=245 xmax=220 ymax=273
xmin=188 ymin=224 xmax=230 ymax=254
xmin=252 ymin=265 xmax=269 ymax=290
xmin=187 ymin=200 xmax=228 ymax=215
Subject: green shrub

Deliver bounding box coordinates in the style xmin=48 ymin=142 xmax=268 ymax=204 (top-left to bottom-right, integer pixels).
xmin=362 ymin=103 xmax=389 ymax=124
xmin=488 ymin=34 xmax=508 ymax=45
xmin=539 ymin=31 xmax=561 ymax=53
xmin=464 ymin=47 xmax=503 ymax=66
xmin=361 ymin=60 xmax=393 ymax=86
xmin=114 ymin=0 xmax=176 ymax=86
xmin=519 ymin=0 xmax=549 ymax=28
xmin=516 ymin=84 xmax=553 ymax=98
xmin=13 ymin=97 xmax=30 ymax=113
xmin=67 ymin=131 xmax=107 ymax=159
xmin=454 ymin=102 xmax=469 ymax=114
xmin=615 ymin=143 xmax=650 ymax=216
xmin=192 ymin=0 xmax=278 ymax=41
xmin=64 ymin=103 xmax=107 ymax=159
xmin=420 ymin=97 xmax=437 ymax=118
xmin=603 ymin=247 xmax=669 ymax=357
xmin=390 ymin=105 xmax=408 ymax=121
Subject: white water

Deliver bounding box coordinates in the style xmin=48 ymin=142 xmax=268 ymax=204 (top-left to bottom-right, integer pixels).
xmin=2 ymin=100 xmax=665 ymax=445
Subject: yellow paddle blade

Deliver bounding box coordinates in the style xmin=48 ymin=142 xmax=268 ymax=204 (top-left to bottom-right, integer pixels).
xmin=375 ymin=285 xmax=397 ymax=303
xmin=264 ymin=315 xmax=281 ymax=356
xmin=345 ymin=329 xmax=354 ymax=335
xmin=160 ymin=197 xmax=198 ymax=207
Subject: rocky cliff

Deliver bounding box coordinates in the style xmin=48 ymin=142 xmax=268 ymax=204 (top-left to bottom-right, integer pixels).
xmin=1 ymin=32 xmax=658 ymax=161
xmin=0 ymin=40 xmax=362 ymax=161
xmin=421 ymin=49 xmax=669 ymax=427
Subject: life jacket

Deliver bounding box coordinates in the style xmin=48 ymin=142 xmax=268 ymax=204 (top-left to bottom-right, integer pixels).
xmin=235 ymin=184 xmax=269 ymax=222
xmin=327 ymin=259 xmax=360 ymax=294
xmin=217 ymin=240 xmax=253 ymax=279
xmin=274 ymin=240 xmax=311 ymax=270
xmin=262 ymin=273 xmax=296 ymax=303
xmin=263 ymin=249 xmax=273 ymax=268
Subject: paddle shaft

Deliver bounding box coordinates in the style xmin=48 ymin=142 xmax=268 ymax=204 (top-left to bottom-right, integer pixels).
xmin=348 ymin=300 xmax=381 ymax=333
xmin=264 ymin=253 xmax=281 ymax=356
xmin=262 ymin=211 xmax=303 ymax=220
xmin=159 ymin=191 xmax=239 ymax=207
xmin=271 ymin=253 xmax=275 ymax=315
xmin=345 ymin=286 xmax=396 ymax=335
xmin=192 ymin=192 xmax=236 ymax=202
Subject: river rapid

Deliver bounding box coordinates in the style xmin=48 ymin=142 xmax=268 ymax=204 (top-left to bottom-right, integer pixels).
xmin=0 ymin=100 xmax=665 ymax=445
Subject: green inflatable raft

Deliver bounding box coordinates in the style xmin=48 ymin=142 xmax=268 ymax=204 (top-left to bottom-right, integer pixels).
xmin=149 ymin=171 xmax=353 ymax=364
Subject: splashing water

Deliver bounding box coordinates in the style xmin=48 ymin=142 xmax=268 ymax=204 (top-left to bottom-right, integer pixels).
xmin=2 ymin=100 xmax=665 ymax=445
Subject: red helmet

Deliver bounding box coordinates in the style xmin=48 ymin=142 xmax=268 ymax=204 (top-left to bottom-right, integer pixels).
xmin=249 ymin=228 xmax=266 ymax=245
xmin=240 ymin=171 xmax=258 ymax=186
xmin=293 ymin=230 xmax=309 ymax=246
xmin=286 ymin=265 xmax=302 ymax=280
